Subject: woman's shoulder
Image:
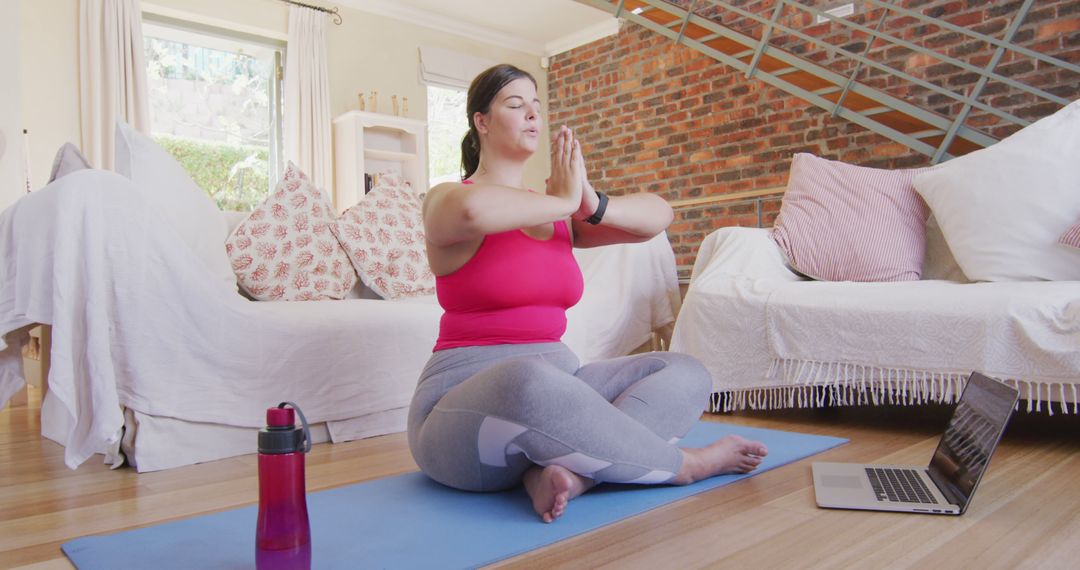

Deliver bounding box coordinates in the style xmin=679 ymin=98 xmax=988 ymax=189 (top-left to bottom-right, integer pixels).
xmin=424 ymin=181 xmax=466 ymax=205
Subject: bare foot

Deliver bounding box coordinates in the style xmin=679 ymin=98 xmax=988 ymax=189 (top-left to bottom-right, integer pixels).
xmin=522 ymin=465 xmax=594 ymax=523
xmin=671 ymin=434 xmax=769 ymax=485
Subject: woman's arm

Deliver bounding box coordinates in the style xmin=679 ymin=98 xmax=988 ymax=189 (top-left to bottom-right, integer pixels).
xmin=571 ymin=179 xmax=674 ymax=248
xmin=424 ymin=129 xmax=583 ymax=247
xmin=423 ymin=183 xmax=578 ymax=247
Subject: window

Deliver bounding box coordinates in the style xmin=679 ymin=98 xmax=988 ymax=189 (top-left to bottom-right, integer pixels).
xmin=427 ymin=85 xmax=469 ymax=185
xmin=142 ymin=16 xmax=284 ymax=211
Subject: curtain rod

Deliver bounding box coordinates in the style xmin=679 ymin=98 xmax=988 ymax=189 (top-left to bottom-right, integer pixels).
xmin=279 ymin=0 xmax=342 ymax=25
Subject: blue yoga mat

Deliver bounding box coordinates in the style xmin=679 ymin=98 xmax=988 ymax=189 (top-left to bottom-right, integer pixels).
xmin=63 ymin=423 xmax=846 ymax=569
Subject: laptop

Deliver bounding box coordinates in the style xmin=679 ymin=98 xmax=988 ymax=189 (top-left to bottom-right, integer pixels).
xmin=812 ymin=372 xmax=1019 ymax=515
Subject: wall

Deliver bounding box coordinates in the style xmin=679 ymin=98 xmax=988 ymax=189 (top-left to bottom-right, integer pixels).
xmin=0 ymin=1 xmax=23 ymax=210
xmin=10 ymin=0 xmax=81 ymax=212
xmin=8 ymin=0 xmax=549 ymax=212
xmin=548 ymin=0 xmax=1080 ymax=273
xmin=324 ymin=7 xmax=549 ymax=190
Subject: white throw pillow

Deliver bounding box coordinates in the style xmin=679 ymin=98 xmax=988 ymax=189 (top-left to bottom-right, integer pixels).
xmin=47 ymin=143 xmax=91 ymax=183
xmin=114 ymin=121 xmax=235 ymax=289
xmin=913 ymin=100 xmax=1080 ymax=281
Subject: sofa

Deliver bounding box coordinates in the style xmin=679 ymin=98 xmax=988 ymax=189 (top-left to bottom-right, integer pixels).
xmin=0 ymin=127 xmax=682 ymax=473
xmin=671 ymin=101 xmax=1080 ymax=415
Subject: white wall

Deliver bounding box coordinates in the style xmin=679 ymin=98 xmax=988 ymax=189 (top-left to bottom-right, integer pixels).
xmin=15 ymin=0 xmax=81 ymax=208
xmin=324 ymin=9 xmax=551 ymax=190
xmin=0 ymin=1 xmax=24 ymax=211
xmin=13 ymin=0 xmax=552 ymax=202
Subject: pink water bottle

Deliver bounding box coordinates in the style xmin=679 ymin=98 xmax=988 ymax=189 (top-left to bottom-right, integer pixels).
xmin=256 ymin=402 xmax=312 ymax=569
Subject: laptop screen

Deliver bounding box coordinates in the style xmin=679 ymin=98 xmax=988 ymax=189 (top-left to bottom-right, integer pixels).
xmin=927 ymin=373 xmax=1019 ymax=512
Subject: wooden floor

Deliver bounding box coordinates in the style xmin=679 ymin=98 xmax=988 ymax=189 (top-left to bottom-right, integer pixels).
xmin=2 ymin=386 xmax=1078 ymax=569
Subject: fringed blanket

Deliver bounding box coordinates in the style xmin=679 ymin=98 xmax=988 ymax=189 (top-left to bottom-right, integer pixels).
xmin=672 ymin=228 xmax=1080 ymax=415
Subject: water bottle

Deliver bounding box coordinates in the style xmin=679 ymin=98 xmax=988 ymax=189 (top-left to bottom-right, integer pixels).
xmin=256 ymin=402 xmax=312 ymax=569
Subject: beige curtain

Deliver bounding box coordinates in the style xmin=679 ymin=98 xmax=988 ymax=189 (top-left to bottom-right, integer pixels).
xmin=79 ymin=0 xmax=150 ymax=170
xmin=284 ymin=5 xmax=332 ymax=193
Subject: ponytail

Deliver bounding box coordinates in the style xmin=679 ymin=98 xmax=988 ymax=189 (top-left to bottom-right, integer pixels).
xmin=460 ymin=128 xmax=481 ymax=180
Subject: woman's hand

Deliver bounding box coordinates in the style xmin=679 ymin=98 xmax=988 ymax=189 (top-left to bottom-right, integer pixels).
xmin=573 ymin=147 xmax=601 ymax=221
xmin=547 ymin=126 xmax=584 ymax=211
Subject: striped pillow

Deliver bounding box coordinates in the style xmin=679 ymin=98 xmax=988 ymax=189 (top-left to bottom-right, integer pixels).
xmin=1061 ymin=221 xmax=1080 ymax=249
xmin=772 ymin=153 xmax=932 ymax=282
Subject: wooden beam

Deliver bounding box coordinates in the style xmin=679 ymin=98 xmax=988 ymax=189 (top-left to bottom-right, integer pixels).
xmin=669 ymin=186 xmax=785 ymax=209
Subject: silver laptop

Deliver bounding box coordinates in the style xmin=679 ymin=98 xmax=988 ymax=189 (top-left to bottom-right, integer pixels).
xmin=812 ymin=372 xmax=1018 ymax=515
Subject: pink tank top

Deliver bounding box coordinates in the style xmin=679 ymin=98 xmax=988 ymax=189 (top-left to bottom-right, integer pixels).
xmin=432 ymin=186 xmax=584 ymax=351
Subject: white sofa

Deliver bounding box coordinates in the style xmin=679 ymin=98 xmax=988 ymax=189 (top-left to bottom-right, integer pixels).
xmin=670 ymin=220 xmax=1080 ymax=414
xmin=0 ymin=169 xmax=681 ymax=471
xmin=674 ymin=100 xmax=1080 ymax=416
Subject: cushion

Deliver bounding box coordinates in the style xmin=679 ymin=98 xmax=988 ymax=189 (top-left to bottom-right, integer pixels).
xmin=913 ymin=100 xmax=1080 ymax=281
xmin=1059 ymin=221 xmax=1080 ymax=250
xmin=330 ymin=176 xmax=434 ymax=299
xmin=921 ymin=215 xmax=968 ymax=282
xmin=226 ymin=162 xmax=357 ymax=301
xmin=771 ymin=153 xmax=932 ymax=282
xmin=113 ymin=121 xmax=236 ymax=290
xmin=48 ymin=143 xmax=91 ymax=183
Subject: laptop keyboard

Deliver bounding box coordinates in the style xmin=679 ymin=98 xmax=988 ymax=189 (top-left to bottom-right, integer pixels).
xmin=866 ymin=467 xmax=938 ymax=504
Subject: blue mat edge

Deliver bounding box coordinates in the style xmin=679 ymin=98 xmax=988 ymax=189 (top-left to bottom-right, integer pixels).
xmin=61 ymin=423 xmax=849 ymax=569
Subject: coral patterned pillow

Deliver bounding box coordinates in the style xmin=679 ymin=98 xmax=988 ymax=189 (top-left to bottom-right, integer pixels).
xmin=331 ymin=177 xmax=434 ymax=299
xmin=226 ymin=163 xmax=357 ymax=301
xmin=772 ymin=153 xmax=933 ymax=282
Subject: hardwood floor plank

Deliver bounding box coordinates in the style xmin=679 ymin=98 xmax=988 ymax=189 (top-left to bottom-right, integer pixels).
xmin=2 ymin=390 xmax=1077 ymax=569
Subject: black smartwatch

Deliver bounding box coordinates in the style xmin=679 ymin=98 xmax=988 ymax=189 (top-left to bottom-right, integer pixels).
xmin=585 ymin=191 xmax=608 ymax=225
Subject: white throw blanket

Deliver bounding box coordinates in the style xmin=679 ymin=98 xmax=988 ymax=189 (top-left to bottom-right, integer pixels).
xmin=1 ymin=170 xmax=681 ymax=469
xmin=671 ymin=227 xmax=1080 ymax=414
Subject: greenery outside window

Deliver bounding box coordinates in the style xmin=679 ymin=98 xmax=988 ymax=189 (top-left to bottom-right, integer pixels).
xmin=142 ymin=16 xmax=284 ymax=211
xmin=427 ymin=85 xmax=468 ymax=186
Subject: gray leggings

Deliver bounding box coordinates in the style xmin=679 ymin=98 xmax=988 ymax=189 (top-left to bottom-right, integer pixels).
xmin=407 ymin=342 xmax=711 ymax=492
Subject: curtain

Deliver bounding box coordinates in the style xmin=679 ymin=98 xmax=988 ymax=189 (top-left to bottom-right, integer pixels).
xmin=284 ymin=5 xmax=332 ymax=194
xmin=79 ymin=0 xmax=150 ymax=170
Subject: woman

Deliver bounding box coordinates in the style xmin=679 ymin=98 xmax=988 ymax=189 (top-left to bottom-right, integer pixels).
xmin=407 ymin=64 xmax=768 ymax=523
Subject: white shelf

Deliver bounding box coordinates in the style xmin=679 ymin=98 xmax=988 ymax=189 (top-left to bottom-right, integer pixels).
xmin=364 ymin=148 xmax=417 ymax=162
xmin=332 ymin=110 xmax=428 ymax=213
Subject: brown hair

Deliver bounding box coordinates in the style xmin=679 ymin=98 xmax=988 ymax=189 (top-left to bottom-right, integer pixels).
xmin=461 ymin=64 xmax=537 ymax=179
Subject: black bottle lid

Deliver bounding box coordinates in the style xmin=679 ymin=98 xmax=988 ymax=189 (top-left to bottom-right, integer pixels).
xmin=258 ymin=402 xmax=312 ymax=454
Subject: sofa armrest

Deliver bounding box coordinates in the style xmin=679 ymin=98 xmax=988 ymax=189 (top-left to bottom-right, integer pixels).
xmin=689 ymin=227 xmax=803 ymax=287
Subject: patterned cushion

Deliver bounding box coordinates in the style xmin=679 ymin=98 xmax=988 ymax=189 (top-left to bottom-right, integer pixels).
xmin=1061 ymin=221 xmax=1080 ymax=249
xmin=225 ymin=162 xmax=356 ymax=300
xmin=331 ymin=176 xmax=434 ymax=299
xmin=772 ymin=153 xmax=932 ymax=282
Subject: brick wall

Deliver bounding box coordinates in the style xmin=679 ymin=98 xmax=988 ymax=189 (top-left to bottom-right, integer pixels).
xmin=547 ymin=0 xmax=1080 ymax=273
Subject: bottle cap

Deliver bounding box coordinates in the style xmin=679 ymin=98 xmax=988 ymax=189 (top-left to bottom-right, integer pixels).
xmin=258 ymin=402 xmax=313 ymax=455
xmin=266 ymin=406 xmax=295 ymax=428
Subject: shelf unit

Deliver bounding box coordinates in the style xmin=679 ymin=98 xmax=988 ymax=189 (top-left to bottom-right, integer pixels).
xmin=332 ymin=110 xmax=428 ymax=213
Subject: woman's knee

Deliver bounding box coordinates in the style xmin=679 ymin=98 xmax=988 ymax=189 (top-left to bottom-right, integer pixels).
xmin=656 ymin=352 xmax=713 ymax=396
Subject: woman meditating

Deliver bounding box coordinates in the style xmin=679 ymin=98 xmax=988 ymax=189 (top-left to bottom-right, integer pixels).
xmin=407 ymin=64 xmax=768 ymax=523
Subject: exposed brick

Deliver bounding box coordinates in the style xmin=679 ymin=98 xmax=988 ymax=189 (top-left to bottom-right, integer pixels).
xmin=547 ymin=0 xmax=1080 ymax=269
xmin=1038 ymin=18 xmax=1080 ymax=39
